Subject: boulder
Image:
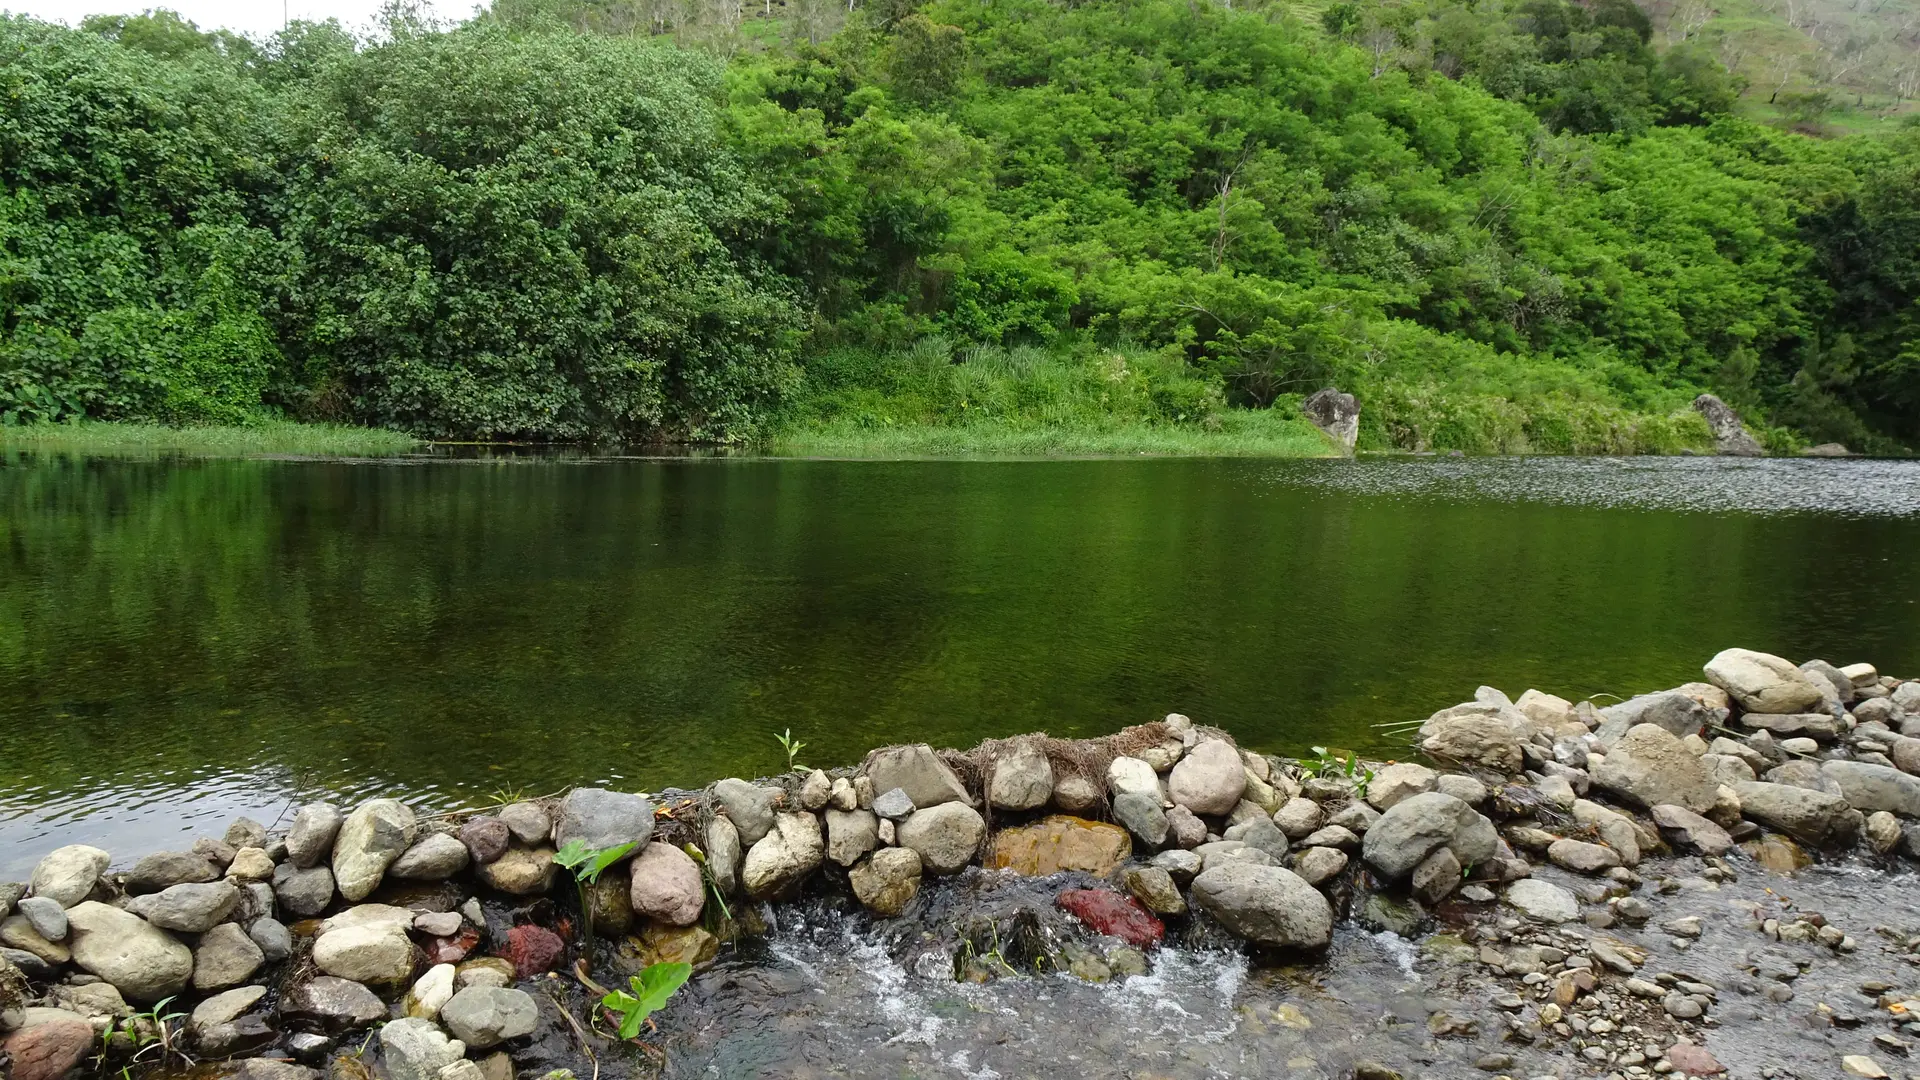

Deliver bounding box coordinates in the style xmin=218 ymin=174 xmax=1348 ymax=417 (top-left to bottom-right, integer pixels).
xmin=742 ymin=812 xmax=825 ymax=899
xmin=1504 ymin=879 xmax=1578 ymax=923
xmin=1595 ymin=691 xmax=1707 ymax=746
xmin=458 ymin=818 xmax=511 ymax=865
xmin=2 ymin=1017 xmax=94 ymax=1080
xmin=1051 ymin=774 xmax=1101 ymax=814
xmin=1650 ymin=804 xmax=1732 ymax=855
xmin=1895 ymin=682 xmax=1920 ymax=712
xmin=896 ymin=803 xmax=987 ymax=875
xmin=1740 ymin=713 xmax=1839 ymax=739
xmin=496 ymin=803 xmax=551 ymax=846
xmin=824 ymin=809 xmax=880 ymax=868
xmin=1546 ymin=839 xmax=1619 ymax=874
xmin=1411 ymin=847 xmax=1461 ymax=904
xmin=390 ymin=833 xmax=471 ymax=881
xmin=1820 ymin=760 xmax=1920 ymax=817
xmin=1110 ymin=792 xmax=1170 ymax=848
xmin=123 ymin=851 xmax=219 ymax=895
xmin=1165 ymin=804 xmax=1207 ymax=848
xmin=554 ymin=788 xmax=654 ymax=858
xmin=1106 ymin=757 xmax=1161 ymax=801
xmin=628 ymin=842 xmax=704 ymax=927
xmin=312 ymin=923 xmax=414 ymax=985
xmin=1 ymin=915 xmax=68 ymax=966
xmin=380 ymin=1017 xmax=467 ymax=1080
xmin=1589 ymin=724 xmax=1717 ymax=813
xmin=28 ymin=846 xmax=109 ymax=909
xmin=1291 ymin=846 xmax=1348 ymax=886
xmin=474 ymin=847 xmax=555 ymax=896
xmin=862 ymin=744 xmax=970 ymax=809
xmin=1570 ymin=799 xmax=1640 ymax=865
xmin=871 ymin=787 xmax=915 ymax=821
xmin=987 ymin=741 xmax=1053 ymax=812
xmin=1167 ymin=739 xmax=1247 ymax=816
xmin=703 ymin=817 xmax=741 ymax=897
xmin=282 ymin=976 xmax=386 ymax=1033
xmin=189 ymin=984 xmax=271 ymax=1055
xmin=1866 ymin=811 xmax=1904 ymax=853
xmin=250 ymin=917 xmax=293 ymax=962
xmin=404 ymin=964 xmax=457 ymax=1021
xmin=1692 ymin=394 xmax=1764 ymax=456
xmin=1273 ymin=797 xmax=1324 ymax=840
xmin=1360 ymin=792 xmax=1495 ymax=880
xmin=1733 ymin=781 xmax=1859 ymax=847
xmin=1365 ymin=763 xmax=1437 ymax=811
xmin=1421 ymin=713 xmax=1523 ymax=773
xmin=332 ymin=799 xmax=417 ymax=902
xmin=1705 ymin=648 xmax=1824 ymax=714
xmin=712 ymin=779 xmax=778 ymax=845
xmin=191 ymin=922 xmax=264 ymax=991
xmin=127 ymin=881 xmax=239 ymax=933
xmin=849 ymin=849 xmax=921 ymax=917
xmin=1515 ymin=689 xmax=1575 ymax=731
xmin=226 ymin=847 xmax=274 ymax=883
xmin=1190 ymin=863 xmax=1333 ymax=950
xmin=1223 ymin=817 xmax=1290 ymax=861
xmin=272 ymin=864 xmax=336 ymax=919
xmin=439 ymin=987 xmax=538 ymax=1050
xmin=985 ymin=817 xmax=1131 ymax=877
xmin=799 ymin=770 xmax=831 ymax=811
xmin=1301 ymin=387 xmax=1359 ymax=453
xmin=64 ymin=902 xmax=192 ymax=1002
xmin=14 ymin=898 xmax=64 ymax=943
xmin=286 ymin=803 xmax=344 ymax=870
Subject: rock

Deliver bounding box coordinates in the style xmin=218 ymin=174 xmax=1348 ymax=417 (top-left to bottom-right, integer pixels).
xmin=1167 ymin=739 xmax=1246 ymax=816
xmin=123 ymin=851 xmax=219 ymax=895
xmin=1190 ymin=863 xmax=1333 ymax=950
xmin=1291 ymin=846 xmax=1348 ymax=886
xmin=713 ymin=779 xmax=779 ymax=844
xmin=1151 ymin=849 xmax=1202 ymax=884
xmin=871 ymin=787 xmax=915 ymax=822
xmin=897 ymin=802 xmax=986 ymax=875
xmin=312 ymin=923 xmax=414 ymax=985
xmin=439 ymin=1062 xmax=487 ymax=1080
xmin=849 ymin=848 xmax=921 ymax=917
xmin=380 ymin=1016 xmax=468 ymax=1080
xmin=190 ymin=984 xmax=269 ymax=1053
xmin=1843 ymin=1054 xmax=1891 ymax=1078
xmin=862 ymin=744 xmax=970 ymax=809
xmin=825 ymin=809 xmax=881 ymax=868
xmin=1358 ymin=893 xmax=1425 ymax=936
xmin=282 ymin=976 xmax=386 ymax=1032
xmin=635 ymin=922 xmax=718 ymax=968
xmin=628 ymin=842 xmax=704 ymax=926
xmin=1515 ymin=689 xmax=1574 ymax=730
xmin=272 ymin=864 xmax=336 ymax=918
xmin=126 ymin=880 xmax=239 ymax=933
xmin=1692 ymin=394 xmax=1764 ymax=455
xmin=332 ymin=799 xmax=417 ymax=902
xmin=1504 ymin=879 xmax=1578 ymax=923
xmin=1165 ymin=804 xmax=1207 ymax=848
xmin=742 ymin=812 xmax=825 ymax=899
xmin=1651 ymin=804 xmax=1733 ymax=855
xmin=1803 ymin=658 xmax=1856 ymax=704
xmin=1895 ymin=681 xmax=1920 ymax=711
xmin=1436 ymin=773 xmax=1487 ymax=806
xmin=29 ymin=846 xmax=110 ymax=909
xmin=475 ymin=846 xmax=555 ymax=895
xmin=0 ymin=916 xmax=68 ymax=966
xmin=586 ymin=873 xmax=632 ymax=938
xmin=226 ymin=847 xmax=274 ymax=882
xmin=1663 ymin=991 xmax=1703 ymax=1019
xmin=64 ymin=901 xmax=192 ymax=1002
xmin=828 ymin=777 xmax=858 ymax=812
xmin=704 ymin=816 xmax=740 ymax=897
xmin=1701 ymin=753 xmax=1756 ymax=787
xmin=1570 ymin=798 xmax=1641 ymax=864
xmin=405 ymin=964 xmax=458 ymax=1021
xmin=1840 ymin=662 xmax=1878 ymax=688
xmin=1110 ymin=791 xmax=1170 ymax=848
xmin=1705 ymin=648 xmax=1824 ymax=714
xmin=14 ymin=897 xmax=65 ymax=942
xmin=1535 ymin=773 xmax=1576 ymax=809
xmin=1734 ymin=781 xmax=1858 ymax=846
xmin=1742 ymin=713 xmax=1839 ymax=739
xmin=1366 ymin=763 xmax=1437 ymax=810
xmin=984 ymin=816 xmax=1130 ymax=876
xmin=250 ymin=917 xmax=293 ymax=962
xmin=2 ymin=1017 xmax=93 ymax=1080
xmin=1596 ymin=691 xmax=1708 ymax=746
xmin=1106 ymin=757 xmax=1161 ymax=801
xmin=1821 ymin=760 xmax=1920 ymax=816
xmin=1744 ymin=833 xmax=1811 ymax=872
xmin=1051 ymin=774 xmax=1100 ymax=814
xmin=1421 ymin=713 xmax=1523 ymax=773
xmin=1273 ymin=797 xmax=1324 ymax=839
xmin=1411 ymin=847 xmax=1461 ymax=903
xmin=497 ymin=802 xmax=551 ymax=846
xmin=503 ymin=924 xmax=564 ymax=977
xmin=1057 ymin=889 xmax=1164 ymax=948
xmin=1301 ymin=824 xmax=1360 ymax=850
xmin=440 ymin=986 xmax=537 ymax=1050
xmin=1302 ymin=387 xmax=1359 ymax=452
xmin=1547 ymin=839 xmax=1620 ymax=874
xmin=458 ymin=817 xmax=511 ymax=865
xmin=192 ymin=922 xmax=264 ymax=991
xmin=1866 ymin=810 xmax=1903 ymax=853
xmin=391 ymin=833 xmax=471 ymax=881
xmin=1361 ymin=792 xmax=1494 ymax=880
xmin=1122 ymin=866 xmax=1186 ymax=915
xmin=988 ymin=741 xmax=1053 ymax=811
xmin=1767 ymin=758 xmax=1842 ymax=793
xmin=194 ymin=838 xmax=236 ymax=868
xmin=235 ymin=1062 xmax=318 ymax=1080
xmin=554 ymin=788 xmax=654 ymax=859
xmin=798 ymin=769 xmax=831 ymax=811
xmin=1590 ymin=724 xmax=1717 ymax=813
xmin=287 ymin=803 xmax=345 ymax=869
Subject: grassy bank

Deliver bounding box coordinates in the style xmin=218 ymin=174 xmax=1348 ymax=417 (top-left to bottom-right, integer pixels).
xmin=769 ymin=412 xmax=1338 ymax=458
xmin=0 ymin=421 xmax=422 ymax=458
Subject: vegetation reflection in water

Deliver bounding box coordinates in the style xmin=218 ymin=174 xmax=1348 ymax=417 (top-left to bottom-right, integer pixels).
xmin=2 ymin=454 xmax=1918 ymax=873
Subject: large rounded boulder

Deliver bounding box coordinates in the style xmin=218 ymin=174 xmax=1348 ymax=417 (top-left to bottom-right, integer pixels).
xmin=1190 ymin=863 xmax=1333 ymax=949
xmin=64 ymin=902 xmax=192 ymax=1002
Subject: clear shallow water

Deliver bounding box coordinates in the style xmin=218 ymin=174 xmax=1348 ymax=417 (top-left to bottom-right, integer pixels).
xmin=3 ymin=453 xmax=1919 ymax=876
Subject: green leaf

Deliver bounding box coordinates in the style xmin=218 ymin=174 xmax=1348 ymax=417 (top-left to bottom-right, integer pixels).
xmin=632 ymin=962 xmax=693 ymax=1013
xmin=554 ymin=839 xmax=593 ymax=871
xmin=587 ymin=841 xmax=638 ymax=880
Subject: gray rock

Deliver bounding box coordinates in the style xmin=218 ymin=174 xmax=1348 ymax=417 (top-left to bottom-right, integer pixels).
xmin=1190 ymin=863 xmax=1333 ymax=949
xmin=1590 ymin=724 xmax=1717 ymax=813
xmin=236 ymin=1061 xmax=319 ymax=1080
xmin=849 ymin=848 xmax=921 ymax=917
xmin=1361 ymin=792 xmax=1493 ymax=880
xmin=1733 ymin=781 xmax=1859 ymax=847
xmin=704 ymin=816 xmax=741 ymax=897
xmin=1692 ymin=394 xmax=1764 ymax=456
xmin=286 ymin=803 xmax=344 ymax=869
xmin=1300 ymin=824 xmax=1360 ymax=850
xmin=1106 ymin=757 xmax=1161 ymax=801
xmin=1111 ymin=792 xmax=1170 ymax=848
xmin=1504 ymin=879 xmax=1578 ymax=923
xmin=65 ymin=901 xmax=192 ymax=1002
xmin=1223 ymin=817 xmax=1290 ymax=861
xmin=1291 ymin=846 xmax=1348 ymax=886
xmin=128 ymin=881 xmax=239 ymax=933
xmin=2 ymin=912 xmax=68 ymax=966
xmin=799 ymin=770 xmax=832 ymax=811
xmin=0 ymin=881 xmax=24 ymax=918
xmin=871 ymin=787 xmax=916 ymax=822
xmin=1895 ymin=681 xmax=1920 ymax=712
xmin=439 ymin=986 xmax=538 ymax=1049
xmin=192 ymin=922 xmax=265 ymax=991
xmin=741 ymin=812 xmax=825 ymax=899
xmin=1359 ymin=893 xmax=1426 ymax=936
xmin=554 ymin=788 xmax=655 ymax=860
xmin=1866 ymin=810 xmax=1904 ymax=852
xmin=390 ymin=833 xmax=472 ymax=881
xmin=282 ymin=976 xmax=387 ymax=1033
xmin=1411 ymin=847 xmax=1461 ymax=904
xmin=862 ymin=744 xmax=971 ymax=810
xmin=1650 ymin=804 xmax=1733 ymax=855
xmin=1167 ymin=739 xmax=1247 ymax=816
xmin=1051 ymin=774 xmax=1100 ymax=814
xmin=1273 ymin=797 xmax=1324 ymax=840
xmin=1802 ymin=659 xmax=1856 ymax=704
xmin=1302 ymin=387 xmax=1359 ymax=454
xmin=1820 ymin=760 xmax=1920 ymax=817
xmin=1570 ymin=799 xmax=1640 ymax=865
xmin=250 ymin=917 xmax=293 ymax=962
xmin=2 ymin=946 xmax=55 ymax=981
xmin=824 ymin=809 xmax=880 ymax=868
xmin=190 ymin=983 xmax=268 ymax=1039
xmin=312 ymin=922 xmax=414 ymax=984
xmin=123 ymin=851 xmax=219 ymax=895
xmin=1330 ymin=801 xmax=1380 ymax=834
xmin=1151 ymin=849 xmax=1203 ymax=884
xmin=1705 ymin=648 xmax=1824 ymax=714
xmin=29 ymin=845 xmax=110 ymax=909
xmin=16 ymin=897 xmax=66 ymax=942
xmin=1123 ymin=865 xmax=1186 ymax=915
xmin=1436 ymin=773 xmax=1488 ymax=806
xmin=497 ymin=802 xmax=551 ymax=846
xmin=987 ymin=740 xmax=1053 ymax=812
xmin=896 ymin=802 xmax=987 ymax=875
xmin=713 ymin=779 xmax=779 ymax=844
xmin=332 ymin=799 xmax=417 ymax=902
xmin=1596 ymin=691 xmax=1708 ymax=746
xmin=628 ymin=842 xmax=704 ymax=926
xmin=414 ymin=911 xmax=462 ymax=937
xmin=1365 ymin=763 xmax=1437 ymax=810
xmin=1419 ymin=703 xmax=1528 ymax=772
xmin=224 ymin=817 xmax=268 ymax=851
xmin=381 ymin=1016 xmax=469 ymax=1080
xmin=272 ymin=864 xmax=336 ymax=919
xmin=1547 ymin=838 xmax=1620 ymax=874
xmin=1764 ymin=758 xmax=1842 ymax=794
xmin=474 ymin=846 xmax=554 ymax=895
xmin=1165 ymin=804 xmax=1207 ymax=848
xmin=458 ymin=817 xmax=511 ymax=865
xmin=1741 ymin=713 xmax=1839 ymax=739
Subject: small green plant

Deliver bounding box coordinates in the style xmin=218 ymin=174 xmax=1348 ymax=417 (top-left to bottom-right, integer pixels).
xmin=105 ymin=996 xmax=186 ymax=1068
xmin=773 ymin=728 xmax=807 ymax=772
xmin=1300 ymin=746 xmax=1376 ymax=798
xmin=601 ymin=962 xmax=693 ymax=1040
xmin=486 ymin=784 xmax=533 ymax=807
xmin=555 ymin=838 xmax=638 ymax=971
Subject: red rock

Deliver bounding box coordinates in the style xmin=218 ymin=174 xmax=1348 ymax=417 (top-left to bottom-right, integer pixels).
xmin=503 ymin=923 xmax=566 ymax=977
xmin=1057 ymin=888 xmax=1164 ymax=948
xmin=4 ymin=1019 xmax=94 ymax=1080
xmin=1667 ymin=1044 xmax=1725 ymax=1076
xmin=425 ymin=925 xmax=482 ymax=965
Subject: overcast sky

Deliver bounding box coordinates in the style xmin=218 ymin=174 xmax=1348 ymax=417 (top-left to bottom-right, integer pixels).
xmin=4 ymin=0 xmax=475 ymax=37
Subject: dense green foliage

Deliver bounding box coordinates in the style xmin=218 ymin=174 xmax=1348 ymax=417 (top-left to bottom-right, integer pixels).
xmin=1 ymin=3 xmax=1915 ymax=450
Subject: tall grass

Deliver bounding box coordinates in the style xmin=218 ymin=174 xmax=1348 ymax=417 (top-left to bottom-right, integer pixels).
xmin=0 ymin=420 xmax=423 ymax=458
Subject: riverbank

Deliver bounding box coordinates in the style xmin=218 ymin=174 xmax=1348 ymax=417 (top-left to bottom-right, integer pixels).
xmin=765 ymin=411 xmax=1340 ymax=458
xmin=4 ymin=647 xmax=1919 ymax=1079
xmin=0 ymin=422 xmax=422 ymax=459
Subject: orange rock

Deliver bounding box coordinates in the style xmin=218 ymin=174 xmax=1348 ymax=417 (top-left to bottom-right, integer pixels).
xmin=984 ymin=816 xmax=1131 ymax=877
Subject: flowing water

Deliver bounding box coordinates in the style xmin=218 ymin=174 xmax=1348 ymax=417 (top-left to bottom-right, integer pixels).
xmin=4 ymin=453 xmax=1920 ymax=876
